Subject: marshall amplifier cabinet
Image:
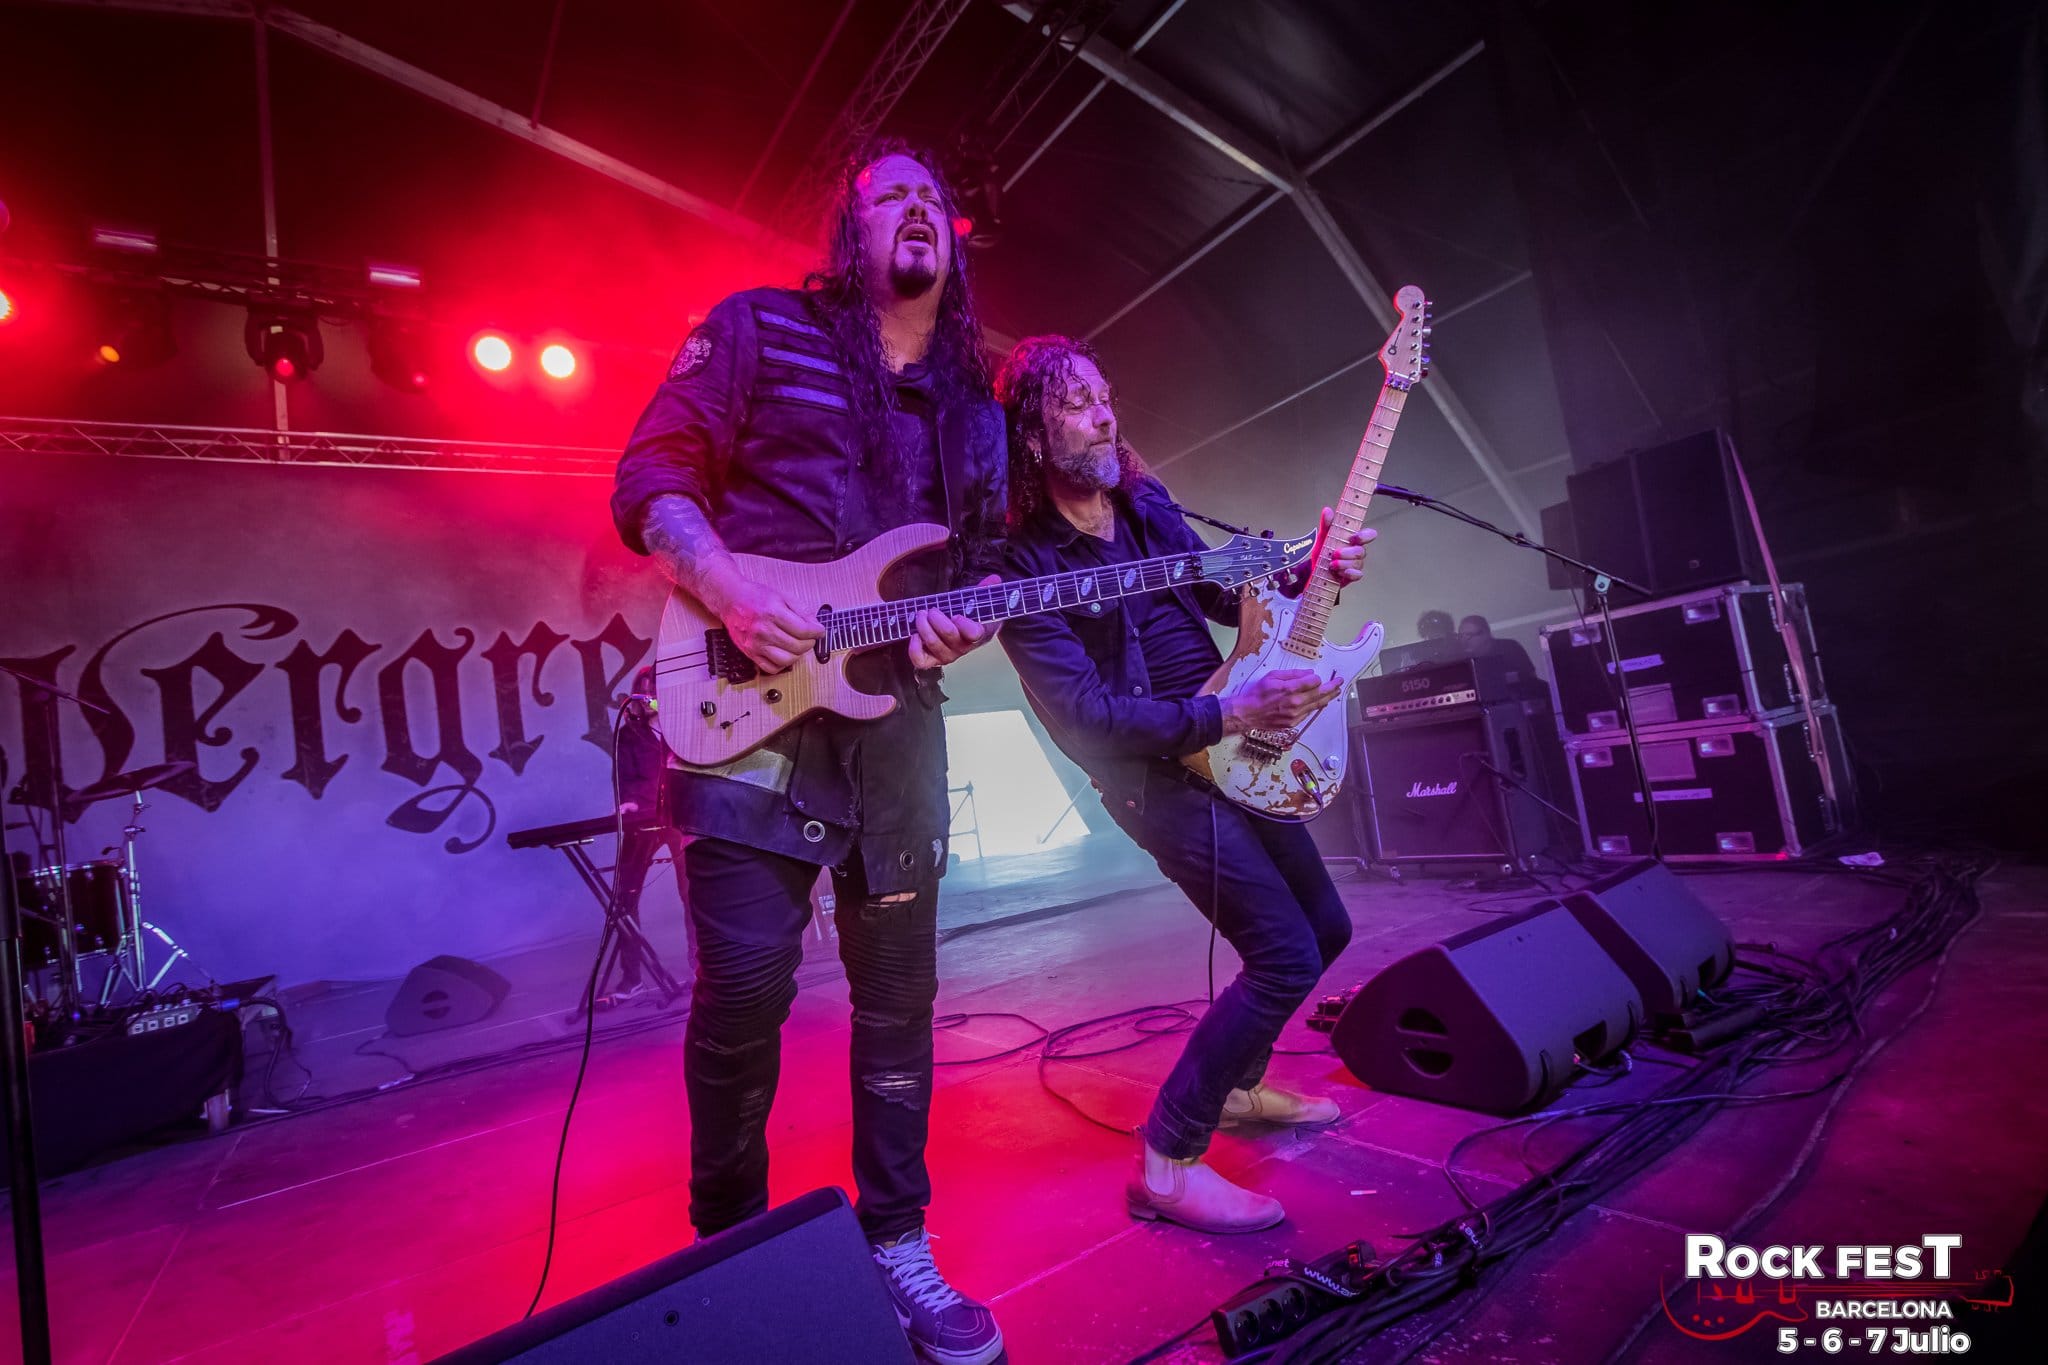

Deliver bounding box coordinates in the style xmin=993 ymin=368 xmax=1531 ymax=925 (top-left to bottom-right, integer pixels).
xmin=1356 ymin=702 xmax=1560 ymax=868
xmin=1566 ymin=705 xmax=1852 ymax=861
xmin=1540 ymin=582 xmax=1822 ymax=738
xmin=1356 ymin=654 xmax=1542 ymax=724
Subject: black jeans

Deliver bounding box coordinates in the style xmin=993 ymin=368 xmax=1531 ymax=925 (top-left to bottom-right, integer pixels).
xmin=680 ymin=836 xmax=938 ymax=1241
xmin=1109 ymin=771 xmax=1353 ymax=1160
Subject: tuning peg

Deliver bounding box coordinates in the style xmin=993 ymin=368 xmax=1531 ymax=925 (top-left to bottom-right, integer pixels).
xmin=1421 ymin=326 xmax=1432 ymax=338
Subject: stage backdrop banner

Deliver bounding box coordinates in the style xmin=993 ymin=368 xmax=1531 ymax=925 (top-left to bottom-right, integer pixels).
xmin=1 ymin=452 xmax=673 ymax=987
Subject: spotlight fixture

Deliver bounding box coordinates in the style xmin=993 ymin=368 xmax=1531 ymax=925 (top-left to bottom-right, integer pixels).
xmin=947 ymin=151 xmax=1003 ymax=249
xmin=90 ymin=225 xmax=159 ymax=256
xmin=245 ymin=310 xmax=324 ymax=383
xmin=472 ymin=333 xmax=513 ymax=372
xmin=368 ymin=318 xmax=433 ymax=393
xmin=0 ymin=287 xmax=15 ymax=325
xmin=93 ymin=289 xmax=176 ymax=368
xmin=365 ymin=260 xmax=423 ymax=290
xmin=539 ymin=343 xmax=577 ymax=380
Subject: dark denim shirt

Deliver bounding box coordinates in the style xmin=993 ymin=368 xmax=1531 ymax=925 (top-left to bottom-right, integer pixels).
xmin=997 ymin=477 xmax=1243 ymax=815
xmin=610 ymin=286 xmax=1006 ymax=888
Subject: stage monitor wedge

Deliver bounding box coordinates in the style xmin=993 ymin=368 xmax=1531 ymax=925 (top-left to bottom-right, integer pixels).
xmin=1561 ymin=859 xmax=1734 ymax=1018
xmin=433 ymin=1187 xmax=915 ymax=1363
xmin=386 ymin=955 xmax=511 ymax=1036
xmin=1330 ymin=902 xmax=1642 ymax=1114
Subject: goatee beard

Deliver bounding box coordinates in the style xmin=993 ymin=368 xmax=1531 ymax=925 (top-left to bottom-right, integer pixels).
xmin=889 ymin=253 xmax=940 ymax=298
xmin=1055 ymin=446 xmax=1120 ymax=492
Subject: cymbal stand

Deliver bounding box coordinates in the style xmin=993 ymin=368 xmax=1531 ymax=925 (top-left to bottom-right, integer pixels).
xmin=0 ymin=662 xmax=107 ymax=1024
xmin=40 ymin=692 xmax=80 ymax=1013
xmin=102 ymin=790 xmax=151 ymax=999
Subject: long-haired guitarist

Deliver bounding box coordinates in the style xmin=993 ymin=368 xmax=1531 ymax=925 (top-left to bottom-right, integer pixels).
xmin=611 ymin=142 xmax=1006 ymax=1365
xmin=994 ymin=335 xmax=1371 ymax=1236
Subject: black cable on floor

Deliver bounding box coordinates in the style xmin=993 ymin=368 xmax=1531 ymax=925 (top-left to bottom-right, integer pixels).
xmin=1148 ymin=850 xmax=1991 ymax=1365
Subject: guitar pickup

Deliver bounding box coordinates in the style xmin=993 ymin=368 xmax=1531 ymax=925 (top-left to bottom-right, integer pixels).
xmin=704 ymin=629 xmax=759 ymax=684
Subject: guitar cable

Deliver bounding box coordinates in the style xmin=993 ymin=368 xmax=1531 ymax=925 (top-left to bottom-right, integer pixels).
xmin=524 ymin=700 xmax=634 ymax=1320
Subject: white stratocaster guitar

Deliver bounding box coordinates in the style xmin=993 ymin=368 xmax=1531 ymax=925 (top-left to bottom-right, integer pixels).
xmin=1182 ymin=285 xmax=1433 ymax=819
xmin=653 ymin=525 xmax=1316 ymax=767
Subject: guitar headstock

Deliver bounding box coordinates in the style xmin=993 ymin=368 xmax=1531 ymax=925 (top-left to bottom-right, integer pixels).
xmin=1379 ymin=285 xmax=1432 ymax=391
xmin=1197 ymin=530 xmax=1317 ymax=587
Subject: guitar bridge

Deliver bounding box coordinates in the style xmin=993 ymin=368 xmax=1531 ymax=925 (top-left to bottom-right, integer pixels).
xmin=704 ymin=629 xmax=759 ymax=684
xmin=1240 ymin=727 xmax=1298 ymax=761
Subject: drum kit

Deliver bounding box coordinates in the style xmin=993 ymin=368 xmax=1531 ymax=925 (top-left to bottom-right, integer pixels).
xmin=8 ymin=760 xmax=200 ymax=1013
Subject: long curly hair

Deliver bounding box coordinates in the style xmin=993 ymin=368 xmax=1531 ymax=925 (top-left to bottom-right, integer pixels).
xmin=994 ymin=334 xmax=1149 ymax=531
xmin=802 ymin=139 xmax=991 ymax=476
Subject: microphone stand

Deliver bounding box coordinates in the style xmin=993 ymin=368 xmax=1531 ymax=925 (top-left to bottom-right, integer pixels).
xmin=1371 ymin=483 xmax=1664 ymax=862
xmin=0 ymin=663 xmax=104 ymax=1365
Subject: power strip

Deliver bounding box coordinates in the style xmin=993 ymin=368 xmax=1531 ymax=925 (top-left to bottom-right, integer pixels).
xmin=1211 ymin=1244 xmax=1378 ymax=1356
xmin=1213 ymin=1277 xmax=1344 ymax=1355
xmin=126 ymin=1003 xmax=204 ymax=1035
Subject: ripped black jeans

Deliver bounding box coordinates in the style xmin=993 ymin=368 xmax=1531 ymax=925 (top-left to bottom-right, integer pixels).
xmin=680 ymin=836 xmax=938 ymax=1242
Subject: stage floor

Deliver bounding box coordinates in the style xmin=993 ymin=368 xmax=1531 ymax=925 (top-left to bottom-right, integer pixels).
xmin=6 ymin=849 xmax=2045 ymax=1364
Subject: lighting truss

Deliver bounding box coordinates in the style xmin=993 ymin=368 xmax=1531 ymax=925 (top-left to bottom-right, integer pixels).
xmin=2 ymin=243 xmax=424 ymax=323
xmin=775 ymin=0 xmax=975 ymax=235
xmin=0 ymin=418 xmax=615 ymax=478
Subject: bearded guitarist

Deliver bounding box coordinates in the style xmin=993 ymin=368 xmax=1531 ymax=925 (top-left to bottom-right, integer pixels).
xmin=993 ymin=335 xmax=1371 ymax=1237
xmin=612 ymin=142 xmax=1005 ymax=1365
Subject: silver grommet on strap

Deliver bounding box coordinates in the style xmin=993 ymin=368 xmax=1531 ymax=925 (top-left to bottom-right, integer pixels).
xmin=802 ymin=820 xmax=825 ymax=843
xmin=898 ymin=850 xmax=916 ymax=871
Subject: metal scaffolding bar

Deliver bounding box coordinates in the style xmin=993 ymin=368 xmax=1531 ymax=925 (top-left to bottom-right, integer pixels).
xmin=775 ymin=0 xmax=975 ymax=235
xmin=1292 ymin=185 xmax=1540 ymax=536
xmin=999 ymin=13 xmax=1534 ymax=533
xmin=0 ymin=418 xmax=616 ymax=478
xmin=1002 ymin=0 xmax=1189 ymax=192
xmin=1001 ymin=1 xmax=1287 ymax=188
xmin=31 ymin=1 xmax=807 ymax=263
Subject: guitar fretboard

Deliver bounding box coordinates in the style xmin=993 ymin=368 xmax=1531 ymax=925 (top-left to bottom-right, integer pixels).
xmin=1282 ymin=381 xmax=1410 ymax=657
xmin=823 ymin=552 xmax=1209 ymax=652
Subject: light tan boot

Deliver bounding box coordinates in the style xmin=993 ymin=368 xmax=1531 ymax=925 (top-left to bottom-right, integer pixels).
xmin=1126 ymin=1139 xmax=1284 ymax=1234
xmin=1220 ymin=1083 xmax=1341 ymax=1128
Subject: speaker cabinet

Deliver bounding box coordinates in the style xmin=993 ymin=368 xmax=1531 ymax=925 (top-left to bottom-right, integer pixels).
xmin=1331 ymin=902 xmax=1643 ymax=1114
xmin=1356 ymin=705 xmax=1560 ymax=868
xmin=1565 ymin=430 xmax=1760 ymax=599
xmin=434 ymin=1187 xmax=915 ymax=1363
xmin=386 ymin=955 xmax=512 ymax=1036
xmin=1561 ymin=860 xmax=1734 ymax=1018
xmin=1539 ymin=498 xmax=1583 ymax=592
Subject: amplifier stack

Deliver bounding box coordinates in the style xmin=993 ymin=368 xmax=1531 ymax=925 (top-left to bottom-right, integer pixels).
xmin=1540 ymin=581 xmax=1853 ymax=860
xmin=1348 ymin=655 xmax=1568 ymax=872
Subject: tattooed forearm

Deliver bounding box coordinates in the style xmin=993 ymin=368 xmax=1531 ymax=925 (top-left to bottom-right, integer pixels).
xmin=642 ymin=495 xmax=741 ymax=609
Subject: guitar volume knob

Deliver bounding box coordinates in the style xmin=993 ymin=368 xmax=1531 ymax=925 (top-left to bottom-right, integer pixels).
xmin=700 ymin=701 xmax=717 ymax=718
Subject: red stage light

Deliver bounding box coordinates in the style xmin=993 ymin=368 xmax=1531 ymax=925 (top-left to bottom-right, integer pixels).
xmin=473 ymin=334 xmax=513 ymax=372
xmin=539 ymin=343 xmax=577 ymax=380
xmin=96 ymin=342 xmax=121 ymax=366
xmin=0 ymin=289 xmax=15 ymax=325
xmin=271 ymin=355 xmax=297 ymax=382
xmin=952 ymin=216 xmax=973 ymax=239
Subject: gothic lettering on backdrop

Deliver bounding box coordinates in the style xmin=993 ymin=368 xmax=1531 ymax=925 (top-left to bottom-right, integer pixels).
xmin=2 ymin=602 xmax=653 ymax=853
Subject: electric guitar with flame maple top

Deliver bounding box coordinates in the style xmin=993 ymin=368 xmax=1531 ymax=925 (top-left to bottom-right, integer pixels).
xmin=1182 ymin=285 xmax=1433 ymax=819
xmin=653 ymin=523 xmax=1315 ymax=768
